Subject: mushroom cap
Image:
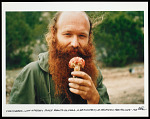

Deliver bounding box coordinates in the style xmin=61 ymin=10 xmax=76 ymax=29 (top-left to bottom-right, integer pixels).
xmin=69 ymin=57 xmax=85 ymax=68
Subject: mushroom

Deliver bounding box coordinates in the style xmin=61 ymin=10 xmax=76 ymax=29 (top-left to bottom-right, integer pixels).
xmin=69 ymin=57 xmax=85 ymax=71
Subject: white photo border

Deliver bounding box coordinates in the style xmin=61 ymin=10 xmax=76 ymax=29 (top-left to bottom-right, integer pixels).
xmin=2 ymin=2 xmax=149 ymax=117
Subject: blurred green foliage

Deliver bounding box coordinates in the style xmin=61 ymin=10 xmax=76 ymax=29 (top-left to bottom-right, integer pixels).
xmin=6 ymin=12 xmax=32 ymax=69
xmin=6 ymin=11 xmax=144 ymax=69
xmin=93 ymin=11 xmax=144 ymax=67
xmin=6 ymin=11 xmax=56 ymax=69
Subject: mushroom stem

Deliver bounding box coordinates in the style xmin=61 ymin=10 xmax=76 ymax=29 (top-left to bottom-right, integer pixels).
xmin=73 ymin=65 xmax=80 ymax=78
xmin=74 ymin=64 xmax=80 ymax=71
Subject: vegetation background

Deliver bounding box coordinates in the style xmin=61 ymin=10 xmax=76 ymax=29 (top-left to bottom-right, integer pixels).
xmin=6 ymin=11 xmax=144 ymax=104
xmin=6 ymin=11 xmax=144 ymax=69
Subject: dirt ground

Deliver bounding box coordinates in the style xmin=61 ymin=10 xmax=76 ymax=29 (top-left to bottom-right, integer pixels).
xmin=6 ymin=63 xmax=144 ymax=104
xmin=101 ymin=63 xmax=144 ymax=104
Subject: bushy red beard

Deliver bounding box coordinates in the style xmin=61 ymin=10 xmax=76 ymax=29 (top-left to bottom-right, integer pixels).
xmin=48 ymin=39 xmax=98 ymax=103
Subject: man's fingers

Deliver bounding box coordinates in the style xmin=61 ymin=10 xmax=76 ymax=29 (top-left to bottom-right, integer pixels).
xmin=69 ymin=88 xmax=86 ymax=96
xmin=71 ymin=71 xmax=91 ymax=81
xmin=69 ymin=83 xmax=89 ymax=91
xmin=68 ymin=78 xmax=91 ymax=87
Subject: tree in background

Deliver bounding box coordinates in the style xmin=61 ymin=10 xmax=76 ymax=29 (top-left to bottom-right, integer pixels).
xmin=93 ymin=11 xmax=144 ymax=67
xmin=6 ymin=12 xmax=33 ymax=69
xmin=6 ymin=12 xmax=56 ymax=69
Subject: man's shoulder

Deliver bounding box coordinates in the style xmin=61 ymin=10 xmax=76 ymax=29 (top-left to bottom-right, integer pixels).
xmin=18 ymin=51 xmax=49 ymax=78
xmin=15 ymin=61 xmax=45 ymax=84
xmin=20 ymin=61 xmax=41 ymax=75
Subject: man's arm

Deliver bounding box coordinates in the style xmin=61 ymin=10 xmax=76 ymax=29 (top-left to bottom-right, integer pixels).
xmin=9 ymin=62 xmax=37 ymax=104
xmin=96 ymin=68 xmax=111 ymax=104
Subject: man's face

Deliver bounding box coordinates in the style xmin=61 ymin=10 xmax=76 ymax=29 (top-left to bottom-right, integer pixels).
xmin=56 ymin=12 xmax=90 ymax=54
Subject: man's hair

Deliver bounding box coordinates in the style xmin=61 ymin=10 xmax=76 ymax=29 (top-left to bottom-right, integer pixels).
xmin=45 ymin=11 xmax=93 ymax=46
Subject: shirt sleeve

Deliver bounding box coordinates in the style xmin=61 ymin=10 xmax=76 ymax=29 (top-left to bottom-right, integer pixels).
xmin=96 ymin=67 xmax=111 ymax=104
xmin=9 ymin=62 xmax=37 ymax=104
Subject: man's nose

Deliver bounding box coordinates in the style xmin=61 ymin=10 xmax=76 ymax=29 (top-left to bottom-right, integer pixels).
xmin=71 ymin=36 xmax=79 ymax=48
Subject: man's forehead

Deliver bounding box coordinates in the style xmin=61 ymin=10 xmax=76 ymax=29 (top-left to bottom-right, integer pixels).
xmin=58 ymin=11 xmax=89 ymax=20
xmin=56 ymin=11 xmax=90 ymax=31
xmin=61 ymin=25 xmax=89 ymax=35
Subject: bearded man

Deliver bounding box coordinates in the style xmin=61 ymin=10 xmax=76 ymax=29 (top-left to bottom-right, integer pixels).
xmin=9 ymin=11 xmax=110 ymax=104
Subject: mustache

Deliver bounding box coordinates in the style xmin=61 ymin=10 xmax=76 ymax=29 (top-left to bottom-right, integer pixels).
xmin=56 ymin=44 xmax=92 ymax=59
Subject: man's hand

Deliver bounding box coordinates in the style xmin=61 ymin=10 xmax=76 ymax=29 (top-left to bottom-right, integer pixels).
xmin=68 ymin=71 xmax=100 ymax=104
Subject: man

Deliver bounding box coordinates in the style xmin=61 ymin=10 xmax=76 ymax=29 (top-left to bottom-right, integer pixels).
xmin=9 ymin=11 xmax=110 ymax=104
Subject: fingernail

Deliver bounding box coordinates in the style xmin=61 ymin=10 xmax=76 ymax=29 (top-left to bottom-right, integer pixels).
xmin=68 ymin=78 xmax=72 ymax=81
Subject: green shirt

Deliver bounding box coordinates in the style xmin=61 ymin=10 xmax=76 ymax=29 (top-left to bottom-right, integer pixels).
xmin=9 ymin=52 xmax=110 ymax=104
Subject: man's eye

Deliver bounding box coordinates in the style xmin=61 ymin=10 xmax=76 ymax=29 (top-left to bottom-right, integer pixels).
xmin=79 ymin=35 xmax=86 ymax=38
xmin=64 ymin=33 xmax=71 ymax=36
